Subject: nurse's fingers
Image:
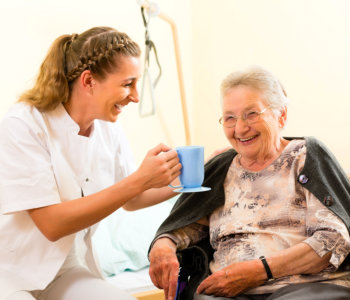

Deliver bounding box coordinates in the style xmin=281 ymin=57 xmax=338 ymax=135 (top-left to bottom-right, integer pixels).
xmin=148 ymin=143 xmax=172 ymax=156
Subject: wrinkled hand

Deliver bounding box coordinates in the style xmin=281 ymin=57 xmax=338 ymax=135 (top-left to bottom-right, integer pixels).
xmin=196 ymin=260 xmax=265 ymax=298
xmin=138 ymin=144 xmax=181 ymax=190
xmin=149 ymin=238 xmax=179 ymax=300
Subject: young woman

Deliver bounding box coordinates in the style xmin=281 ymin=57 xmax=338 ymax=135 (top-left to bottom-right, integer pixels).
xmin=0 ymin=26 xmax=181 ymax=300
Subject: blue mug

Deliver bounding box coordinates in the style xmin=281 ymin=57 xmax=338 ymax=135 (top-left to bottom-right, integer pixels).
xmin=169 ymin=146 xmax=211 ymax=193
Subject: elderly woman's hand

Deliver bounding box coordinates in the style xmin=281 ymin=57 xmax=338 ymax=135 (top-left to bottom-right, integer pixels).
xmin=149 ymin=237 xmax=179 ymax=300
xmin=196 ymin=259 xmax=266 ymax=298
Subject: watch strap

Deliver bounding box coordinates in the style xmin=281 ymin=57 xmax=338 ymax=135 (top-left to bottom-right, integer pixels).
xmin=259 ymin=256 xmax=274 ymax=281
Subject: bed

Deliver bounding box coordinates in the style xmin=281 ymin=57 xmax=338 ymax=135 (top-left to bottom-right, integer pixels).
xmin=92 ymin=197 xmax=177 ymax=300
xmin=106 ymin=268 xmax=164 ymax=300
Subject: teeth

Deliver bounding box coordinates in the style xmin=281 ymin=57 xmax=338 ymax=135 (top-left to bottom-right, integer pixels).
xmin=239 ymin=136 xmax=255 ymax=142
xmin=114 ymin=104 xmax=123 ymax=110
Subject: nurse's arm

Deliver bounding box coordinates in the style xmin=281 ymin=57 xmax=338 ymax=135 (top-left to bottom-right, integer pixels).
xmin=123 ymin=183 xmax=178 ymax=211
xmin=28 ymin=144 xmax=180 ymax=242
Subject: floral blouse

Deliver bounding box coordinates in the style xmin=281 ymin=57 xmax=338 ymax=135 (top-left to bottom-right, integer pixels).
xmin=164 ymin=140 xmax=350 ymax=294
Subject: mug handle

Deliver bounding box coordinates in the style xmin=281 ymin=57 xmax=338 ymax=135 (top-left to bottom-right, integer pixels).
xmin=169 ymin=184 xmax=183 ymax=189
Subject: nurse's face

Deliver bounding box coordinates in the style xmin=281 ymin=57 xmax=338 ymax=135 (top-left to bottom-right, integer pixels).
xmin=92 ymin=55 xmax=141 ymax=123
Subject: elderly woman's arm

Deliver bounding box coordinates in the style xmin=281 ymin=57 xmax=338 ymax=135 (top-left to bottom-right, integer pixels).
xmin=197 ymin=190 xmax=350 ymax=298
xmin=196 ymin=242 xmax=332 ymax=297
xmin=149 ymin=219 xmax=209 ymax=300
xmin=268 ymin=242 xmax=332 ymax=276
xmin=149 ymin=237 xmax=179 ymax=300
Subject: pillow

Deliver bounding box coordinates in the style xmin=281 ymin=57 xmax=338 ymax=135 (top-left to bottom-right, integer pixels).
xmin=92 ymin=196 xmax=177 ymax=276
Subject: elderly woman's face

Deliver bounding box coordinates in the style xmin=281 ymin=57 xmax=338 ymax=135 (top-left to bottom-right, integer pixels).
xmin=222 ymin=85 xmax=282 ymax=162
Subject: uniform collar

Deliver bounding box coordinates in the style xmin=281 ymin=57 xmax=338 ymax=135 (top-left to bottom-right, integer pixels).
xmin=46 ymin=103 xmax=95 ymax=137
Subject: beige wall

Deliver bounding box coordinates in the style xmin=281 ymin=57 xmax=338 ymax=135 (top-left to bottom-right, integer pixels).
xmin=0 ymin=0 xmax=192 ymax=165
xmin=191 ymin=0 xmax=350 ymax=171
xmin=1 ymin=0 xmax=350 ymax=172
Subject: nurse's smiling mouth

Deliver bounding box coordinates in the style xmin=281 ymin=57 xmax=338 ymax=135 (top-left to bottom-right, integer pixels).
xmin=114 ymin=104 xmax=124 ymax=113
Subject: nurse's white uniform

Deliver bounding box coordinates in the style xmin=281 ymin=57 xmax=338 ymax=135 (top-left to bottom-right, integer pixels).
xmin=0 ymin=102 xmax=136 ymax=298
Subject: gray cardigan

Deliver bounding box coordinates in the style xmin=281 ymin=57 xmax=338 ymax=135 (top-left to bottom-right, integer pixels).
xmin=150 ymin=137 xmax=350 ymax=299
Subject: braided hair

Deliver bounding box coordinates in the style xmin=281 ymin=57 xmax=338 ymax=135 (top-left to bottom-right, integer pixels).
xmin=18 ymin=27 xmax=141 ymax=111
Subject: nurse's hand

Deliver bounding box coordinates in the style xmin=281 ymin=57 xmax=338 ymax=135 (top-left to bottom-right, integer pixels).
xmin=149 ymin=237 xmax=179 ymax=300
xmin=137 ymin=143 xmax=181 ymax=190
xmin=28 ymin=143 xmax=180 ymax=240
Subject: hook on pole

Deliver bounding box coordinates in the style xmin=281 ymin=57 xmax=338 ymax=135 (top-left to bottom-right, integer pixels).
xmin=139 ymin=3 xmax=162 ymax=117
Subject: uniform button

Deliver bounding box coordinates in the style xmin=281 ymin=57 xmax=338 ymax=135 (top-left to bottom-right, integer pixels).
xmin=324 ymin=196 xmax=334 ymax=207
xmin=85 ymin=178 xmax=89 ymax=182
xmin=298 ymin=174 xmax=309 ymax=184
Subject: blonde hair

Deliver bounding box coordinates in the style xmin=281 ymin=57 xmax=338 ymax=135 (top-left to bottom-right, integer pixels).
xmin=18 ymin=26 xmax=141 ymax=111
xmin=220 ymin=66 xmax=289 ymax=115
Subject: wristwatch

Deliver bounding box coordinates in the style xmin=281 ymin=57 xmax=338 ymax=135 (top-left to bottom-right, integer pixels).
xmin=259 ymin=256 xmax=274 ymax=282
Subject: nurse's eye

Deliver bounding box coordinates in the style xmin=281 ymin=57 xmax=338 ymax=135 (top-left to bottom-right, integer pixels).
xmin=124 ymin=79 xmax=138 ymax=88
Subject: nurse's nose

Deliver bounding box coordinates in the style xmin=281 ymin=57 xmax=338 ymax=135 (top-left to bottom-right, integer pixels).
xmin=129 ymin=87 xmax=139 ymax=103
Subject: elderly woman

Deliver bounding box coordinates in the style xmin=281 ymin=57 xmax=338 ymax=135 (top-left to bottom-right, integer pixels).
xmin=148 ymin=66 xmax=350 ymax=300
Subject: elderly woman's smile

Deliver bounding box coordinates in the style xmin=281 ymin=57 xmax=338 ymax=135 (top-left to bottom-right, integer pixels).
xmin=236 ymin=134 xmax=259 ymax=143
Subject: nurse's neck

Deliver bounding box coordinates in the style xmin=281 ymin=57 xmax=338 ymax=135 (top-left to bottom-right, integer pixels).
xmin=63 ymin=99 xmax=94 ymax=137
xmin=78 ymin=126 xmax=93 ymax=137
xmin=64 ymin=78 xmax=97 ymax=137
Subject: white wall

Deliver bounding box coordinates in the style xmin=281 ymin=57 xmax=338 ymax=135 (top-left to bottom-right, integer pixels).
xmin=1 ymin=0 xmax=350 ymax=172
xmin=191 ymin=0 xmax=350 ymax=171
xmin=0 ymin=0 xmax=192 ymax=165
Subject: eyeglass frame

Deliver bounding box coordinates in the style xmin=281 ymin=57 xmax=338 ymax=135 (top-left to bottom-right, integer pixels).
xmin=219 ymin=107 xmax=270 ymax=128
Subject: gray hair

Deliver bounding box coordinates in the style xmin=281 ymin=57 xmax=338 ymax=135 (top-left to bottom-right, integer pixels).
xmin=220 ymin=66 xmax=289 ymax=116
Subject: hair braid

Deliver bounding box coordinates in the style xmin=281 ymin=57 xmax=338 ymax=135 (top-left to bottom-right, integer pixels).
xmin=65 ymin=28 xmax=138 ymax=83
xmin=18 ymin=27 xmax=140 ymax=111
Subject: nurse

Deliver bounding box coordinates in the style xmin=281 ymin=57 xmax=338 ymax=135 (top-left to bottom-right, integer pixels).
xmin=0 ymin=26 xmax=181 ymax=300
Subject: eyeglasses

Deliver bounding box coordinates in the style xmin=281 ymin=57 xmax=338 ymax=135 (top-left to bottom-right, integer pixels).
xmin=219 ymin=107 xmax=269 ymax=128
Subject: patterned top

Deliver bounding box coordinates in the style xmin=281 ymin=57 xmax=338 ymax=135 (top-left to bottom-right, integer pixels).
xmin=166 ymin=140 xmax=350 ymax=294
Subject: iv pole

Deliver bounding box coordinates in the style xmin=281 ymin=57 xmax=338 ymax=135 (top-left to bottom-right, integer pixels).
xmin=138 ymin=0 xmax=191 ymax=146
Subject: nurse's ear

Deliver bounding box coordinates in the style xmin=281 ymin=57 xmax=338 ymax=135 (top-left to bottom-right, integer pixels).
xmin=80 ymin=70 xmax=96 ymax=93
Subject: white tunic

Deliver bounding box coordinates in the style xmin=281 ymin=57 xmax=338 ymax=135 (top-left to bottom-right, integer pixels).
xmin=0 ymin=102 xmax=136 ymax=292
